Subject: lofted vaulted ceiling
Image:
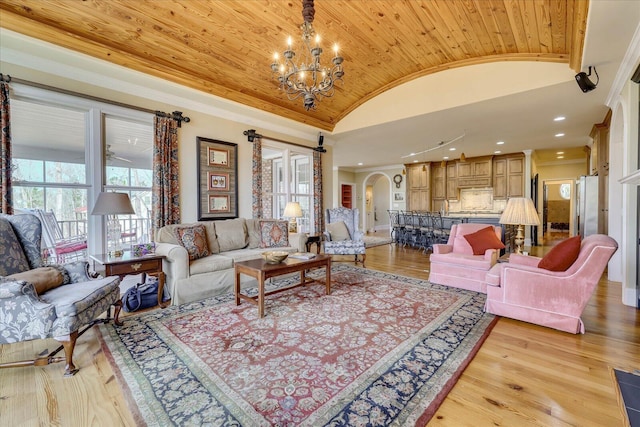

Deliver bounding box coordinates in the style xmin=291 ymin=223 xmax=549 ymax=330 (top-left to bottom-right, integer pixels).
xmin=0 ymin=0 xmax=588 ymax=132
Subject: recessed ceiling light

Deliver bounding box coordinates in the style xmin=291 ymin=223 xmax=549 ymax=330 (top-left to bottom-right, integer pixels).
xmin=443 ymin=156 xmax=449 ymax=160
xmin=357 ymin=162 xmax=363 ymax=166
xmin=413 ymin=160 xmax=418 ymax=163
xmin=556 ymin=151 xmax=564 ymax=154
xmin=555 ymin=133 xmax=565 ymax=137
xmin=494 ymin=150 xmax=501 ymax=154
xmin=409 ymin=152 xmax=416 ymax=156
xmin=496 ymin=141 xmax=505 ymax=145
xmin=449 ymin=147 xmax=456 ymax=151
xmin=554 ymin=116 xmax=566 ymax=121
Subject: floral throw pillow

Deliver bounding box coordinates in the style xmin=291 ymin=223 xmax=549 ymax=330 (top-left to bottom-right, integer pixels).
xmin=0 ymin=218 xmax=30 ymax=276
xmin=174 ymin=225 xmax=210 ymax=260
xmin=260 ymin=220 xmax=289 ymax=248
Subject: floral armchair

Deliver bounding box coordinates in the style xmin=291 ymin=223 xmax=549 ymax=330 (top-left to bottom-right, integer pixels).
xmin=0 ymin=213 xmax=122 ymax=376
xmin=323 ymin=207 xmax=366 ymax=267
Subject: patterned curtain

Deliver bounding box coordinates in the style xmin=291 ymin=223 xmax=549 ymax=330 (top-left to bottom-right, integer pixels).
xmin=152 ymin=115 xmax=180 ymax=234
xmin=313 ymin=150 xmax=323 ymax=233
xmin=252 ymin=137 xmax=262 ymax=218
xmin=0 ymin=82 xmax=12 ymax=214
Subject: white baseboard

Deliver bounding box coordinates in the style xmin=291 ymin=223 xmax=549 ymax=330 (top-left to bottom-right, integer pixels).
xmin=622 ymin=286 xmax=638 ymax=307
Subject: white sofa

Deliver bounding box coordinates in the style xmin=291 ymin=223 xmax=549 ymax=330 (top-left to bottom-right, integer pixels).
xmin=155 ymin=218 xmax=307 ymax=305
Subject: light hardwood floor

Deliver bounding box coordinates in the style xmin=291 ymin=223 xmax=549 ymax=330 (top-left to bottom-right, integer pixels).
xmin=1 ymin=241 xmax=638 ymax=426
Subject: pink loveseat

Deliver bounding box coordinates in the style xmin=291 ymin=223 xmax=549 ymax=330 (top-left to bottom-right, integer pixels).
xmin=484 ymin=234 xmax=618 ymax=334
xmin=428 ymin=223 xmax=503 ymax=293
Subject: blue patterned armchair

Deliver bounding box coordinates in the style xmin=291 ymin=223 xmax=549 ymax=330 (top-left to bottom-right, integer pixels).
xmin=0 ymin=213 xmax=122 ymax=376
xmin=323 ymin=207 xmax=366 ymax=267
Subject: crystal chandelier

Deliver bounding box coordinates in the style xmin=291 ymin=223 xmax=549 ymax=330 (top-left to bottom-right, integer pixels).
xmin=270 ymin=0 xmax=344 ymax=111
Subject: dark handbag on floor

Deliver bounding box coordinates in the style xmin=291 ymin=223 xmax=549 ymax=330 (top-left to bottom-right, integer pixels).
xmin=122 ymin=274 xmax=159 ymax=312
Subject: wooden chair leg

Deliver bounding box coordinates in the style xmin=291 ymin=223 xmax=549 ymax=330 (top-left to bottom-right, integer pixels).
xmin=112 ymin=300 xmax=124 ymax=326
xmin=61 ymin=330 xmax=79 ymax=377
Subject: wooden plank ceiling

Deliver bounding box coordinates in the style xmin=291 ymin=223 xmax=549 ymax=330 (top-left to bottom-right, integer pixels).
xmin=0 ymin=0 xmax=588 ymax=131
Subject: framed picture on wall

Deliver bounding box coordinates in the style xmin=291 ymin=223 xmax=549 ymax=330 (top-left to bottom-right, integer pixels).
xmin=208 ymin=172 xmax=229 ymax=191
xmin=197 ymin=137 xmax=238 ymax=220
xmin=208 ymin=147 xmax=229 ymax=166
xmin=208 ymin=195 xmax=230 ymax=212
xmin=394 ymin=192 xmax=405 ymax=202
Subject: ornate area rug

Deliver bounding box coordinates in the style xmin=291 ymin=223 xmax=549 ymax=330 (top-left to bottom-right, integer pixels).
xmin=98 ymin=264 xmax=496 ymax=426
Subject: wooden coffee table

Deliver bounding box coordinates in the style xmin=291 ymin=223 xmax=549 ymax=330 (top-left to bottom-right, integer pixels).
xmin=234 ymin=254 xmax=331 ymax=318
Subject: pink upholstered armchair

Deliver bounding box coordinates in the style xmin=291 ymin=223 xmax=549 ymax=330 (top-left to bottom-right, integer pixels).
xmin=428 ymin=223 xmax=503 ymax=293
xmin=484 ymin=234 xmax=618 ymax=334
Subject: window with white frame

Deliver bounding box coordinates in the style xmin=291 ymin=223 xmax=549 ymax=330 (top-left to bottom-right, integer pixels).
xmin=261 ymin=143 xmax=314 ymax=233
xmin=10 ymin=85 xmax=153 ymax=257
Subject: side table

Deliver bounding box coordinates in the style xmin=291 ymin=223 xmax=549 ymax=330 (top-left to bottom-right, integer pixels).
xmin=305 ymin=233 xmax=323 ymax=254
xmin=89 ymin=251 xmax=169 ymax=308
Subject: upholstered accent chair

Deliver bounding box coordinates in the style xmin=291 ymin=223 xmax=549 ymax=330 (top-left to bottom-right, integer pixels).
xmin=0 ymin=213 xmax=122 ymax=376
xmin=323 ymin=207 xmax=366 ymax=267
xmin=428 ymin=223 xmax=504 ymax=293
xmin=484 ymin=234 xmax=618 ymax=334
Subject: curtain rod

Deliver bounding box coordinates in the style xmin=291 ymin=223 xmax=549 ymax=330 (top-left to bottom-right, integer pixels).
xmin=0 ymin=73 xmax=190 ymax=126
xmin=243 ymin=129 xmax=323 ymax=152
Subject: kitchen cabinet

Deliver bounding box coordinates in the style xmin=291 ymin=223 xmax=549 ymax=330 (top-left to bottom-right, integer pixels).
xmin=493 ymin=154 xmax=524 ymax=199
xmin=408 ymin=163 xmax=429 ymax=189
xmin=457 ymin=156 xmax=493 ymax=188
xmin=446 ymin=161 xmax=458 ymax=200
xmin=431 ymin=163 xmax=446 ymax=200
xmin=406 ymin=163 xmax=430 ymax=211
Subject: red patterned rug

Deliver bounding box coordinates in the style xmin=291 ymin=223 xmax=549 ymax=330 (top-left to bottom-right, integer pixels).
xmin=99 ymin=264 xmax=496 ymax=426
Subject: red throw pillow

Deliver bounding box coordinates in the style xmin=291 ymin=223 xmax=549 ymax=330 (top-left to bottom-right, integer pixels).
xmin=538 ymin=235 xmax=581 ymax=271
xmin=463 ymin=226 xmax=505 ymax=255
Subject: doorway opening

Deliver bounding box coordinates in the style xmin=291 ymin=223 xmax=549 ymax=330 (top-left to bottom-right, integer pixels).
xmin=361 ymin=173 xmax=392 ymax=235
xmin=542 ymin=179 xmax=575 ymax=245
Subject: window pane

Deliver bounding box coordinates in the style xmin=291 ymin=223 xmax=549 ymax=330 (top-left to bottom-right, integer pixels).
xmin=106 ymin=166 xmax=130 ymax=186
xmin=44 ymin=187 xmax=88 ymax=238
xmin=12 ymin=159 xmax=44 ymax=182
xmin=11 ymin=99 xmax=87 ymax=184
xmin=292 ymin=155 xmax=310 ymax=194
xmin=13 ymin=185 xmax=44 ymax=209
xmin=105 ymin=115 xmax=153 ymax=171
xmin=45 ymin=160 xmax=85 ymax=184
xmin=104 ymin=116 xmax=154 ymax=246
xmin=132 ymin=168 xmax=152 ymax=187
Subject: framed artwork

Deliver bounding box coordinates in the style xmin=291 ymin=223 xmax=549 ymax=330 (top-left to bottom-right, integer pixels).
xmin=208 ymin=172 xmax=229 ymax=191
xmin=394 ymin=192 xmax=405 ymax=202
xmin=197 ymin=137 xmax=238 ymax=220
xmin=208 ymin=195 xmax=230 ymax=212
xmin=208 ymin=147 xmax=229 ymax=166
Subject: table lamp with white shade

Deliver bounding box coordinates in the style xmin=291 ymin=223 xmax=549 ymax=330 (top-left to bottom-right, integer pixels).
xmin=283 ymin=201 xmax=303 ymax=233
xmin=499 ymin=197 xmax=540 ymax=254
xmin=91 ymin=192 xmax=135 ymax=257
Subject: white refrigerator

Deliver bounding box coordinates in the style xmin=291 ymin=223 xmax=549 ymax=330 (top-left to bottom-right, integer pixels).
xmin=577 ymin=175 xmax=599 ymax=237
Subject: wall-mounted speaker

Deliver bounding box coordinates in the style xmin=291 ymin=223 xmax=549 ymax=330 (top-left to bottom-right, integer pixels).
xmin=631 ymin=63 xmax=640 ymax=84
xmin=575 ymin=66 xmax=598 ymax=93
xmin=315 ymin=132 xmax=326 ymax=152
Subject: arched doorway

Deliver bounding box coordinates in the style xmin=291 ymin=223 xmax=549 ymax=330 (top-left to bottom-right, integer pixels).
xmin=361 ymin=173 xmax=392 ymax=234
